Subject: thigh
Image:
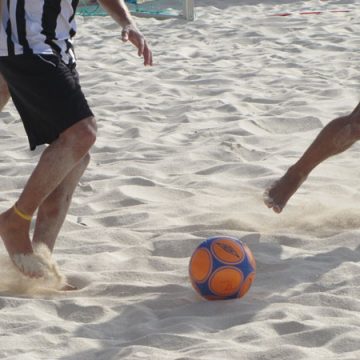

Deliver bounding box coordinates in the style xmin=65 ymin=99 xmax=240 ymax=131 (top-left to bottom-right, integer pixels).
xmin=0 ymin=71 xmax=10 ymax=109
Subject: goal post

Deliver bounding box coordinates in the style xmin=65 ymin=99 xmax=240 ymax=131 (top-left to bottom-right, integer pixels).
xmin=77 ymin=0 xmax=195 ymax=21
xmin=183 ymin=0 xmax=195 ymax=21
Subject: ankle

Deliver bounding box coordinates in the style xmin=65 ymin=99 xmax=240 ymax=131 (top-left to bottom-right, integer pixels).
xmin=13 ymin=203 xmax=33 ymax=221
xmin=287 ymin=165 xmax=308 ymax=180
xmin=0 ymin=207 xmax=30 ymax=234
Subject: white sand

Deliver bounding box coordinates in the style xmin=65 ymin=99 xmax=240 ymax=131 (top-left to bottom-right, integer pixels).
xmin=1 ymin=0 xmax=360 ymax=359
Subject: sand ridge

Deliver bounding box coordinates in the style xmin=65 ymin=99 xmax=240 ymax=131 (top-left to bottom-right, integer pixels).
xmin=0 ymin=1 xmax=359 ymax=359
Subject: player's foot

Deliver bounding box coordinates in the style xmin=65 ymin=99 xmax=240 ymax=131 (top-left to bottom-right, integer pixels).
xmin=264 ymin=167 xmax=307 ymax=213
xmin=0 ymin=206 xmax=44 ymax=278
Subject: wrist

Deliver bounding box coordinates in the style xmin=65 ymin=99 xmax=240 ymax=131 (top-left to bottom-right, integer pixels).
xmin=121 ymin=21 xmax=138 ymax=30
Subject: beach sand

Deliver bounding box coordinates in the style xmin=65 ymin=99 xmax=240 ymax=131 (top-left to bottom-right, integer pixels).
xmin=0 ymin=0 xmax=360 ymax=359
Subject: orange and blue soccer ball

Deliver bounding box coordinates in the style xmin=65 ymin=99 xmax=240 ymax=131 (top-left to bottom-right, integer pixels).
xmin=189 ymin=236 xmax=256 ymax=300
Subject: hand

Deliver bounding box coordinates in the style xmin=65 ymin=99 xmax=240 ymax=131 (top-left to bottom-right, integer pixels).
xmin=121 ymin=24 xmax=153 ymax=66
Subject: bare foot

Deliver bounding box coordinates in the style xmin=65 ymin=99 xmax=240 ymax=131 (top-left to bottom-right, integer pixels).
xmin=0 ymin=207 xmax=44 ymax=277
xmin=264 ymin=168 xmax=307 ymax=213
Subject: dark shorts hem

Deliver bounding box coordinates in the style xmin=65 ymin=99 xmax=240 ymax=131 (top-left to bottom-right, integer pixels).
xmin=0 ymin=54 xmax=94 ymax=150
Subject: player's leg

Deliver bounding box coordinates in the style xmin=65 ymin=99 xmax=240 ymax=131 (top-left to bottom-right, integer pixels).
xmin=264 ymin=102 xmax=360 ymax=213
xmin=0 ymin=53 xmax=95 ymax=277
xmin=0 ymin=117 xmax=96 ymax=277
xmin=0 ymin=72 xmax=10 ymax=110
xmin=32 ymin=153 xmax=90 ymax=252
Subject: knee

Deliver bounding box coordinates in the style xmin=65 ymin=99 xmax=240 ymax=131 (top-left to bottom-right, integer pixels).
xmin=0 ymin=82 xmax=9 ymax=99
xmin=0 ymin=75 xmax=10 ymax=109
xmin=61 ymin=117 xmax=97 ymax=153
xmin=76 ymin=117 xmax=97 ymax=149
xmin=349 ymin=112 xmax=360 ymax=138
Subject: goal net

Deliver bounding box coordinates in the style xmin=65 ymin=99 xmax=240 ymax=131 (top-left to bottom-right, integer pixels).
xmin=77 ymin=0 xmax=195 ymax=20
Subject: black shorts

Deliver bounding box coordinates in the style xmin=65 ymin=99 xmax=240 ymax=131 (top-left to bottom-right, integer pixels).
xmin=0 ymin=54 xmax=94 ymax=150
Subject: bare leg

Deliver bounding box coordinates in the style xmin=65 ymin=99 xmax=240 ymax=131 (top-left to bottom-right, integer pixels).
xmin=32 ymin=154 xmax=90 ymax=290
xmin=0 ymin=72 xmax=10 ymax=111
xmin=0 ymin=117 xmax=96 ymax=276
xmin=32 ymin=153 xmax=90 ymax=252
xmin=264 ymin=102 xmax=360 ymax=213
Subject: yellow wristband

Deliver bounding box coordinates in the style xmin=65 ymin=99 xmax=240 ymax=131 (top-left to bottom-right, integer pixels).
xmin=13 ymin=204 xmax=32 ymax=221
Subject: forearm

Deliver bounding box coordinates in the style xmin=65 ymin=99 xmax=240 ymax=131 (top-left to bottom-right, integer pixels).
xmin=96 ymin=0 xmax=153 ymax=66
xmin=97 ymin=0 xmax=136 ymax=28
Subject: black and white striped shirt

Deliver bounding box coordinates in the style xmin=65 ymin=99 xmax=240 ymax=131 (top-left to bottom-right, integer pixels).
xmin=0 ymin=0 xmax=79 ymax=64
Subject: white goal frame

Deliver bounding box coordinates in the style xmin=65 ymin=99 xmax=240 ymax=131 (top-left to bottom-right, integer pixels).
xmin=77 ymin=1 xmax=195 ymax=21
xmin=183 ymin=0 xmax=195 ymax=21
xmin=127 ymin=0 xmax=195 ymax=21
